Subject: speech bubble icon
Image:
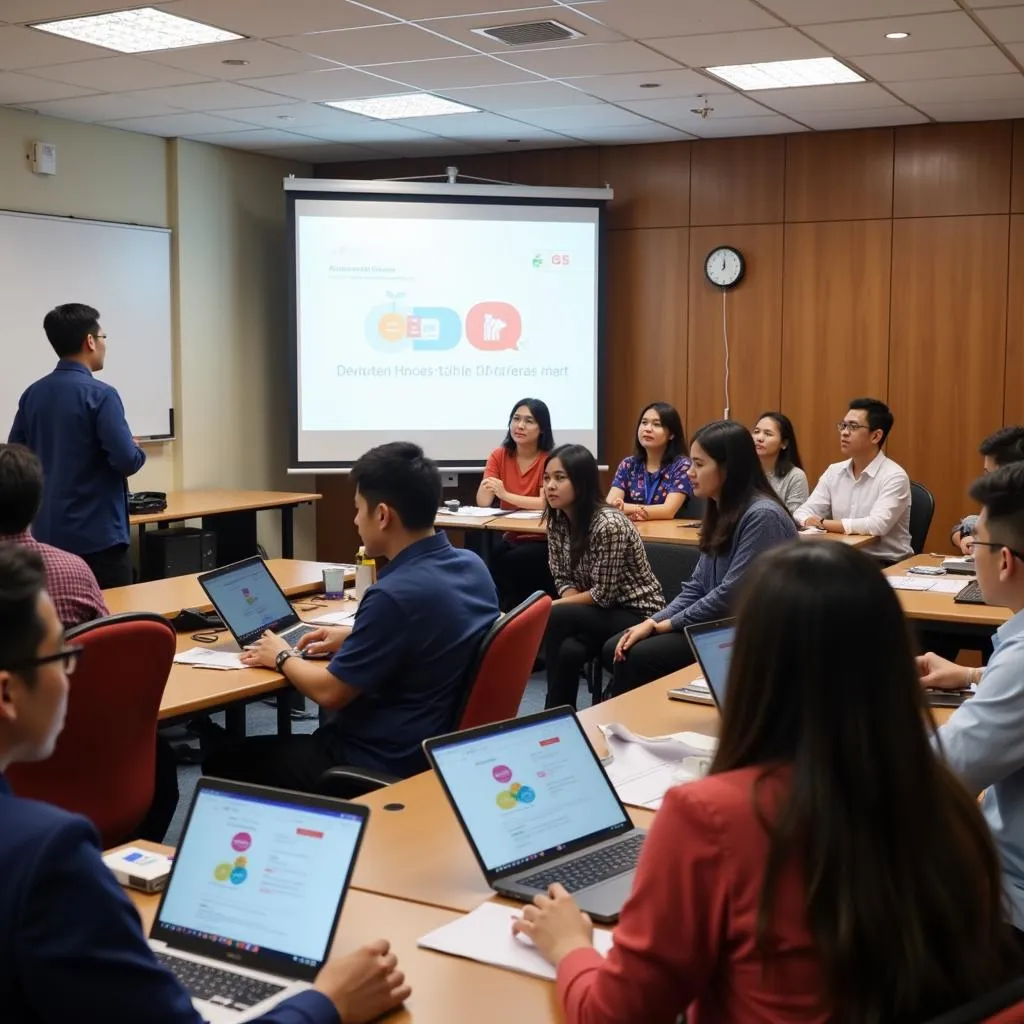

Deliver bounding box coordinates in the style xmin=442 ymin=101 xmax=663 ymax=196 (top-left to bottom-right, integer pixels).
xmin=466 ymin=302 xmax=521 ymax=352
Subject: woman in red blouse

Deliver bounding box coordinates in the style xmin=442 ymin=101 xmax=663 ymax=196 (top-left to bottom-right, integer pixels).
xmin=515 ymin=541 xmax=1021 ymax=1023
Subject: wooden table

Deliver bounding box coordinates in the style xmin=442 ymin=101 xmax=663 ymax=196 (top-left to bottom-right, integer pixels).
xmin=131 ymin=489 xmax=322 ymax=559
xmin=885 ymin=555 xmax=1009 ymax=631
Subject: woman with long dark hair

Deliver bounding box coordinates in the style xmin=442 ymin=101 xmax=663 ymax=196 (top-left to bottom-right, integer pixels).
xmin=542 ymin=444 xmax=662 ymax=709
xmin=604 ymin=420 xmax=796 ymax=695
xmin=606 ymin=402 xmax=692 ymax=521
xmin=478 ymin=398 xmax=556 ymax=609
xmin=516 ymin=541 xmax=1022 ymax=1022
xmin=752 ymin=411 xmax=809 ymax=514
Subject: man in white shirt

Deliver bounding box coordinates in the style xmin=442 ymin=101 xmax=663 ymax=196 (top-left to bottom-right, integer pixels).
xmin=794 ymin=397 xmax=912 ymax=564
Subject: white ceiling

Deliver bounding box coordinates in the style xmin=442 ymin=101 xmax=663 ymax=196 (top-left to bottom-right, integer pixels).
xmin=1 ymin=0 xmax=1023 ymax=163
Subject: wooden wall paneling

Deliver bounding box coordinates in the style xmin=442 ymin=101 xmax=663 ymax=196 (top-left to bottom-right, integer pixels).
xmin=686 ymin=224 xmax=784 ymax=435
xmin=1013 ymin=122 xmax=1024 ymax=215
xmin=780 ymin=220 xmax=893 ymax=485
xmin=1005 ymin=214 xmax=1024 ymax=426
xmin=506 ymin=147 xmax=601 ymax=187
xmin=604 ymin=228 xmax=689 ymax=462
xmin=784 ymin=128 xmax=894 ymax=222
xmin=888 ymin=215 xmax=1009 ymax=553
xmin=598 ymin=143 xmax=690 ymax=230
xmin=314 ymin=474 xmax=356 ymax=564
xmin=893 ymin=123 xmax=1012 ymax=219
xmin=690 ymin=136 xmax=785 ymax=227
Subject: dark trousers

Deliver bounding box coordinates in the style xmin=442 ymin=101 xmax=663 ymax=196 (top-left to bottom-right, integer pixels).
xmin=202 ymin=731 xmax=339 ymax=795
xmin=82 ymin=543 xmax=133 ymax=589
xmin=489 ymin=537 xmax=556 ymax=611
xmin=602 ymin=629 xmax=696 ymax=697
xmin=135 ymin=737 xmax=179 ymax=843
xmin=545 ymin=604 xmax=647 ymax=709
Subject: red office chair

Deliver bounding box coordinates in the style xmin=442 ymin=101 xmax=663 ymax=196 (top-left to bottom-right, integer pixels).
xmin=318 ymin=592 xmax=552 ymax=797
xmin=924 ymin=976 xmax=1024 ymax=1024
xmin=7 ymin=612 xmax=176 ymax=848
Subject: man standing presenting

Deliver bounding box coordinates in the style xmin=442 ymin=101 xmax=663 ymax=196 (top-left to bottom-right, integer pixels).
xmin=9 ymin=304 xmax=145 ymax=588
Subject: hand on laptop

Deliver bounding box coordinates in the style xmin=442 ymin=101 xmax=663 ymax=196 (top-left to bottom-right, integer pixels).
xmin=297 ymin=626 xmax=350 ymax=657
xmin=916 ymin=652 xmax=971 ymax=691
xmin=513 ymin=883 xmax=594 ymax=965
xmin=313 ymin=940 xmax=410 ymax=1022
xmin=239 ymin=630 xmax=291 ymax=668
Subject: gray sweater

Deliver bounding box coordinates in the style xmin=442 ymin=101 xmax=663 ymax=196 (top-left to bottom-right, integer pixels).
xmin=652 ymin=497 xmax=798 ymax=631
xmin=767 ymin=466 xmax=809 ymax=515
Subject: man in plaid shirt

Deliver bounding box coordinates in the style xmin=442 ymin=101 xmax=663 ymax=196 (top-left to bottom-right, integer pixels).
xmin=0 ymin=444 xmax=108 ymax=628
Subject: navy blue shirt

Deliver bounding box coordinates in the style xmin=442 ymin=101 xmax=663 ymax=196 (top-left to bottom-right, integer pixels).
xmin=0 ymin=774 xmax=338 ymax=1023
xmin=323 ymin=532 xmax=500 ymax=777
xmin=8 ymin=360 xmax=146 ymax=555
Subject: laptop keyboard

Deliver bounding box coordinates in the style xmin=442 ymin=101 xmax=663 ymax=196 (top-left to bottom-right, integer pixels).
xmin=955 ymin=580 xmax=985 ymax=605
xmin=155 ymin=952 xmax=285 ymax=1011
xmin=282 ymin=623 xmax=316 ymax=645
xmin=518 ymin=833 xmax=645 ymax=894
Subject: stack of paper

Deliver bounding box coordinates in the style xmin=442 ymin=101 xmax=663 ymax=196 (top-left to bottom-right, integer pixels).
xmin=309 ymin=610 xmax=358 ymax=627
xmin=888 ymin=575 xmax=969 ymax=595
xmin=173 ymin=647 xmax=246 ymax=670
xmin=500 ymin=510 xmax=544 ymax=520
xmin=418 ymin=901 xmax=613 ymax=980
xmin=437 ymin=506 xmax=498 ymax=517
xmin=599 ymin=722 xmax=717 ymax=810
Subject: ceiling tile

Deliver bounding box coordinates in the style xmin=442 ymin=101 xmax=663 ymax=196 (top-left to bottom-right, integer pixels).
xmin=804 ymin=12 xmax=989 ymax=57
xmin=593 ymin=0 xmax=782 ymax=38
xmin=363 ymin=136 xmax=480 ymax=156
xmin=419 ymin=7 xmax=624 ymax=53
xmin=365 ymin=55 xmax=543 ymax=90
xmin=24 ymin=91 xmax=185 ymax=121
xmin=648 ymin=27 xmax=826 ymax=67
xmin=561 ymin=122 xmax=696 ymax=143
xmin=27 ymin=56 xmax=210 ymax=91
xmin=440 ymin=79 xmax=601 ymax=111
xmin=238 ymin=68 xmax=403 ymax=102
xmin=389 ymin=110 xmax=545 ymax=138
xmin=855 ymin=46 xmax=1016 ymax=82
xmin=160 ymin=0 xmax=396 ymax=38
xmin=619 ymin=91 xmax=770 ymax=122
xmin=1009 ymin=41 xmax=1024 ymax=64
xmin=960 ymin=0 xmax=1024 ymax=7
xmin=503 ymin=103 xmax=654 ymax=129
xmin=0 ymin=71 xmax=95 ymax=104
xmin=0 ymin=0 xmax=132 ymax=23
xmin=499 ymin=41 xmax=680 ymax=77
xmin=273 ymin=24 xmax=471 ymax=66
xmin=142 ymin=39 xmax=338 ymax=79
xmin=757 ymin=0 xmax=958 ymax=24
xmin=794 ymin=105 xmax=928 ymax=130
xmin=974 ymin=6 xmax=1024 ymax=43
xmin=753 ymin=82 xmax=905 ymax=114
xmin=687 ymin=113 xmax=807 ymax=137
xmin=294 ymin=118 xmax=444 ymax=145
xmin=184 ymin=127 xmax=314 ymax=147
xmin=101 ymin=111 xmax=256 ymax=135
xmin=0 ymin=25 xmax=112 ymax=70
xmin=568 ymin=68 xmax=730 ymax=101
xmin=917 ymin=97 xmax=1024 ymax=121
xmin=133 ymin=80 xmax=286 ymax=111
xmin=375 ymin=0 xmax=563 ymax=16
xmin=889 ymin=73 xmax=1024 ymax=104
xmin=208 ymin=101 xmax=353 ymax=128
xmin=254 ymin=141 xmax=383 ymax=162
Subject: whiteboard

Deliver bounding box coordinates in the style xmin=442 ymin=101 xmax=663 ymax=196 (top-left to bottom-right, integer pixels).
xmin=0 ymin=210 xmax=173 ymax=439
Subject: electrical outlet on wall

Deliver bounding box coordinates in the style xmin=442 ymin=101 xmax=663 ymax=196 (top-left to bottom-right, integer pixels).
xmin=442 ymin=472 xmax=459 ymax=488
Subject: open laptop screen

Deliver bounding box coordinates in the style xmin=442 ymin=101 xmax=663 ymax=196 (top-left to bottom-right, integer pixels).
xmin=154 ymin=784 xmax=364 ymax=973
xmin=686 ymin=620 xmax=735 ymax=709
xmin=201 ymin=559 xmax=297 ymax=644
xmin=428 ymin=710 xmax=630 ymax=877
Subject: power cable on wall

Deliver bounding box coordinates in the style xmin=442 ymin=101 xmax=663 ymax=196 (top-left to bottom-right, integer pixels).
xmin=722 ymin=287 xmax=730 ymax=420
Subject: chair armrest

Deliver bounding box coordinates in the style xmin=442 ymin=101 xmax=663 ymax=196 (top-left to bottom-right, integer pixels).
xmin=316 ymin=766 xmax=400 ymax=799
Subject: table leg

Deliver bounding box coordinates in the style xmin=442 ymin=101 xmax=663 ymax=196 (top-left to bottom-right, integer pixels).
xmin=277 ymin=692 xmax=294 ymax=736
xmin=281 ymin=505 xmax=295 ymax=559
xmin=225 ymin=705 xmax=246 ymax=737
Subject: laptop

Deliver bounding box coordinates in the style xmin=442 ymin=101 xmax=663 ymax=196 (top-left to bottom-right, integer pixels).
xmin=198 ymin=556 xmax=318 ymax=650
xmin=666 ymin=618 xmax=735 ymax=709
xmin=423 ymin=707 xmax=645 ymax=923
xmin=148 ymin=778 xmax=368 ymax=1022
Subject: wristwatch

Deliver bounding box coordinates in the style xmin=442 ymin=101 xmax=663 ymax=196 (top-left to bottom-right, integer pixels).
xmin=274 ymin=649 xmax=296 ymax=673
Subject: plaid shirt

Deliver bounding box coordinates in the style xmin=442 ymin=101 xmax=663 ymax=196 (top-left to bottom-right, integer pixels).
xmin=3 ymin=531 xmax=108 ymax=628
xmin=547 ymin=505 xmax=663 ymax=614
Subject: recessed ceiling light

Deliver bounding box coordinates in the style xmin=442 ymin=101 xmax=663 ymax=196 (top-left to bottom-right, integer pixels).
xmin=322 ymin=93 xmax=479 ymax=120
xmin=705 ymin=57 xmax=864 ymax=91
xmin=885 ymin=31 xmax=910 ymax=40
xmin=222 ymin=58 xmax=249 ymax=66
xmin=638 ymin=82 xmax=661 ymax=89
xmin=31 ymin=7 xmax=242 ymax=53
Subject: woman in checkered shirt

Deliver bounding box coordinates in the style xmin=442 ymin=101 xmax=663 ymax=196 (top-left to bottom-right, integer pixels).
xmin=542 ymin=444 xmax=663 ymax=709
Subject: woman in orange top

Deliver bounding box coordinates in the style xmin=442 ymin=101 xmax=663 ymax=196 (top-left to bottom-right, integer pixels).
xmin=515 ymin=541 xmax=1021 ymax=1023
xmin=477 ymin=398 xmax=556 ymax=610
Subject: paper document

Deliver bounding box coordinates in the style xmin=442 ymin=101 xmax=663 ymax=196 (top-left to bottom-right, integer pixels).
xmin=888 ymin=575 xmax=969 ymax=595
xmin=499 ymin=510 xmax=544 ymax=519
xmin=437 ymin=506 xmax=497 ymax=518
xmin=173 ymin=647 xmax=246 ymax=670
xmin=418 ymin=901 xmax=613 ymax=981
xmin=598 ymin=723 xmax=717 ymax=810
xmin=930 ymin=578 xmax=972 ymax=594
xmin=309 ymin=610 xmax=358 ymax=626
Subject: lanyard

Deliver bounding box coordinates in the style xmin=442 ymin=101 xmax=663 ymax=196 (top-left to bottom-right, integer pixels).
xmin=643 ymin=467 xmax=664 ymax=506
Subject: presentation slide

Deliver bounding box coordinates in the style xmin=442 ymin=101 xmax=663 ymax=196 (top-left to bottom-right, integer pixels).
xmin=432 ymin=717 xmax=627 ymax=875
xmin=157 ymin=789 xmax=361 ymax=965
xmin=290 ymin=197 xmax=602 ymax=467
xmin=203 ymin=565 xmax=293 ymax=637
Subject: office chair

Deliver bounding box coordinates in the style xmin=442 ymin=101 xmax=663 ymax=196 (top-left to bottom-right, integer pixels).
xmin=678 ymin=494 xmax=706 ymax=520
xmin=909 ymin=480 xmax=936 ymax=555
xmin=7 ymin=612 xmax=176 ymax=848
xmin=317 ymin=592 xmax=553 ymax=798
xmin=923 ymin=974 xmax=1024 ymax=1024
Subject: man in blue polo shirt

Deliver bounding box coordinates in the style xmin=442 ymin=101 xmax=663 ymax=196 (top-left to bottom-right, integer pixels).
xmin=9 ymin=303 xmax=145 ymax=588
xmin=203 ymin=442 xmax=500 ymax=792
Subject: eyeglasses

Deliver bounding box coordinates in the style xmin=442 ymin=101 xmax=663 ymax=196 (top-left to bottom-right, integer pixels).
xmin=93 ymin=333 xmax=107 ymax=341
xmin=511 ymin=415 xmax=537 ymax=427
xmin=970 ymin=540 xmax=1024 ymax=563
xmin=4 ymin=645 xmax=84 ymax=676
xmin=836 ymin=421 xmax=869 ymax=434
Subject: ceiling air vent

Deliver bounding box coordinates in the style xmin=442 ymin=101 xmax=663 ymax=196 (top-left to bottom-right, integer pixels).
xmin=473 ymin=20 xmax=582 ymax=47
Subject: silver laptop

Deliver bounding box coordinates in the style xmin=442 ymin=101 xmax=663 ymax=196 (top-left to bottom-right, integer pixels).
xmin=198 ymin=556 xmax=317 ymax=651
xmin=148 ymin=778 xmax=368 ymax=1022
xmin=423 ymin=707 xmax=645 ymax=924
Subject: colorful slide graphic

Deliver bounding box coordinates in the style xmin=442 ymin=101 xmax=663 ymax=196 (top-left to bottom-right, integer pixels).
xmin=214 ymin=832 xmax=252 ymax=886
xmin=364 ymin=295 xmax=522 ymax=354
xmin=492 ymin=763 xmax=536 ymax=810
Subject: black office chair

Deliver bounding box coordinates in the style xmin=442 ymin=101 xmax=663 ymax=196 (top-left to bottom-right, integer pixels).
xmin=909 ymin=480 xmax=936 ymax=555
xmin=678 ymin=495 xmax=706 ymax=521
xmin=923 ymin=973 xmax=1024 ymax=1024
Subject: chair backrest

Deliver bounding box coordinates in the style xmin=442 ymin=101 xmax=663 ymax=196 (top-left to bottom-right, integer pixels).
xmin=644 ymin=541 xmax=701 ymax=602
xmin=909 ymin=479 xmax=936 ymax=555
xmin=456 ymin=592 xmax=552 ymax=731
xmin=7 ymin=612 xmax=176 ymax=848
xmin=678 ymin=495 xmax=706 ymax=520
xmin=924 ymin=975 xmax=1024 ymax=1024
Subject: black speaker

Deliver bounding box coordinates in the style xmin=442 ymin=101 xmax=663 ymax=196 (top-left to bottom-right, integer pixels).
xmin=141 ymin=527 xmax=217 ymax=581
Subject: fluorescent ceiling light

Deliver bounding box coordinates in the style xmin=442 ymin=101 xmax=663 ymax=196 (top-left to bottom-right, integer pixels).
xmin=705 ymin=57 xmax=864 ymax=91
xmin=886 ymin=31 xmax=910 ymax=40
xmin=32 ymin=7 xmax=242 ymax=53
xmin=323 ymin=93 xmax=479 ymax=120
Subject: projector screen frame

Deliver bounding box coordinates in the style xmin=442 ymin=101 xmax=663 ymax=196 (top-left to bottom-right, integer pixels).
xmin=284 ymin=178 xmax=611 ymax=474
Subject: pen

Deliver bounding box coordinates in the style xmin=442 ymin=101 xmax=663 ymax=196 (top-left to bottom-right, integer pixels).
xmin=190 ymin=665 xmax=231 ymax=672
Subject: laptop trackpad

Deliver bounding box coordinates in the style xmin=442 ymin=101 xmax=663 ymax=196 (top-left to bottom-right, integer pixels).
xmin=574 ymin=873 xmax=635 ymax=924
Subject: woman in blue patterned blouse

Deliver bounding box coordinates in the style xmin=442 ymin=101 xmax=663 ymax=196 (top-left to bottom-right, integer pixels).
xmin=606 ymin=402 xmax=692 ymax=521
